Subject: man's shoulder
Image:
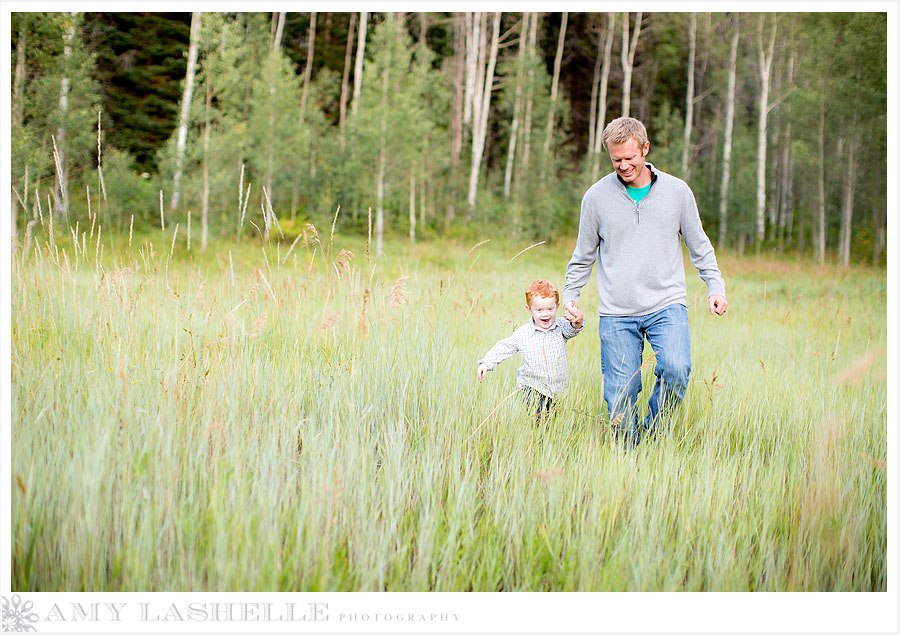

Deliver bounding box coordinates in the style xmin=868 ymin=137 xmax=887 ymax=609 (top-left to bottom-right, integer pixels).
xmin=583 ymin=173 xmax=620 ymax=199
xmin=649 ymin=164 xmax=693 ymax=194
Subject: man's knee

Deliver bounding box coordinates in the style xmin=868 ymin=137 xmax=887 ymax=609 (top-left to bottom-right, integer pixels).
xmin=603 ymin=377 xmax=641 ymax=410
xmin=658 ymin=357 xmax=691 ymax=387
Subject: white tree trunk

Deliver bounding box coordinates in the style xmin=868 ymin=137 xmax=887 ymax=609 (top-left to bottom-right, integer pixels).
xmin=587 ymin=18 xmax=601 ymax=160
xmin=54 ymin=12 xmax=78 ymax=218
xmin=470 ymin=13 xmax=486 ymax=144
xmin=13 ymin=17 xmax=26 ymax=127
xmin=718 ymin=16 xmax=738 ymax=247
xmin=620 ymin=12 xmax=642 ymax=118
xmin=839 ymin=136 xmax=856 ymax=267
xmin=351 ymin=12 xmax=367 ymax=118
xmin=681 ymin=12 xmax=697 ymax=178
xmin=816 ymin=92 xmax=826 ymax=264
xmin=272 ymin=11 xmax=285 ymax=50
xmin=777 ymin=50 xmax=795 ymax=251
xmin=591 ymin=13 xmax=615 ymax=182
xmin=520 ymin=13 xmax=538 ymax=183
xmin=12 ymin=18 xmax=28 ymax=245
xmin=375 ymin=36 xmax=390 ymax=257
xmin=463 ymin=12 xmax=480 ymax=127
xmin=339 ymin=12 xmax=357 ymax=149
xmin=755 ymin=13 xmax=776 ymax=242
xmin=171 ymin=11 xmax=201 ymax=211
xmin=201 ymin=80 xmax=210 ymax=250
xmin=504 ymin=13 xmax=528 ymax=199
xmin=541 ymin=11 xmax=567 ymax=177
xmin=467 ymin=12 xmax=500 ymax=216
xmin=409 ymin=171 xmax=416 ymax=241
xmin=300 ymin=12 xmax=316 ymax=113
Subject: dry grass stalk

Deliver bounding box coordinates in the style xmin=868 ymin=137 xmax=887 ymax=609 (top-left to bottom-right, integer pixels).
xmin=319 ymin=311 xmax=341 ymax=330
xmin=237 ymin=162 xmax=244 ymax=217
xmin=330 ymin=205 xmax=341 ymax=246
xmin=359 ymin=288 xmax=370 ymax=335
xmin=305 ymin=223 xmax=320 ymax=246
xmin=240 ymin=182 xmax=252 ymax=230
xmin=389 ymin=275 xmax=409 ymax=307
xmin=128 ymin=215 xmax=134 ymax=249
xmin=51 ymin=134 xmax=69 ymax=218
xmin=333 ymin=249 xmax=354 ymax=279
xmin=836 ymin=347 xmax=884 ymax=385
xmin=533 ymin=469 xmax=562 ymax=482
xmin=97 ymin=110 xmax=108 ymax=202
xmin=258 ymin=268 xmax=277 ymax=303
xmin=500 ymin=240 xmax=546 ymax=271
xmin=306 ymin=247 xmax=317 ymax=278
xmin=366 ymin=207 xmax=372 ymax=263
xmin=159 ymin=190 xmax=165 ymax=230
xmin=282 ymin=231 xmax=304 ymax=265
xmin=251 ymin=312 xmax=269 ymax=338
xmin=467 ymin=239 xmax=490 ymax=255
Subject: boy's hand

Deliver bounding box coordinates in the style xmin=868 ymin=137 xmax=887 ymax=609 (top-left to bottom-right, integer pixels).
xmin=564 ymin=301 xmax=584 ymax=328
xmin=477 ymin=363 xmax=488 ymax=382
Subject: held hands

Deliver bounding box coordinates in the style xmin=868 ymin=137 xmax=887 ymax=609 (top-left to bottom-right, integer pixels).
xmin=563 ymin=301 xmax=584 ymax=329
xmin=477 ymin=363 xmax=488 ymax=383
xmin=708 ymin=295 xmax=728 ymax=316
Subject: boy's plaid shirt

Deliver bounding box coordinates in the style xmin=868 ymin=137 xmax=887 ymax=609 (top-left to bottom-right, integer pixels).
xmin=478 ymin=317 xmax=582 ymax=398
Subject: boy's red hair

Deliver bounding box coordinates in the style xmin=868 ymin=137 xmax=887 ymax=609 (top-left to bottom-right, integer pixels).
xmin=525 ymin=280 xmax=559 ymax=306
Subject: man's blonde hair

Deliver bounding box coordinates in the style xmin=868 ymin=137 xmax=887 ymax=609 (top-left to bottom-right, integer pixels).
xmin=601 ymin=117 xmax=649 ymax=151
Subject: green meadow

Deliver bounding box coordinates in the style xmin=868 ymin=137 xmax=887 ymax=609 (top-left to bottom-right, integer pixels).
xmin=10 ymin=224 xmax=887 ymax=591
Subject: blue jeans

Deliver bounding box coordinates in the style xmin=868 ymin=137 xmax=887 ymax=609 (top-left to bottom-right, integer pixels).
xmin=598 ymin=303 xmax=691 ymax=440
xmin=520 ymin=386 xmax=554 ymax=421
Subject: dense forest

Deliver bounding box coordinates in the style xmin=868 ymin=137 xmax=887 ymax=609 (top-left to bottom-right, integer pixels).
xmin=9 ymin=11 xmax=887 ymax=264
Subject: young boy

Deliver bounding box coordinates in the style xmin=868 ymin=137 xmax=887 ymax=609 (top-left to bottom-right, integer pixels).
xmin=476 ymin=280 xmax=584 ymax=418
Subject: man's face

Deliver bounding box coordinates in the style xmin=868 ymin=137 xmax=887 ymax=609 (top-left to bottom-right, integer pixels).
xmin=607 ymin=138 xmax=650 ymax=186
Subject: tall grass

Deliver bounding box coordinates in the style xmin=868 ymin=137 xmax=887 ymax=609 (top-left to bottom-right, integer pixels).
xmin=10 ymin=225 xmax=887 ymax=591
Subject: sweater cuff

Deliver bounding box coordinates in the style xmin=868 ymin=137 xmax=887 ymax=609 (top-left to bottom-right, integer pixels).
xmin=561 ymin=290 xmax=580 ymax=309
xmin=706 ymin=280 xmax=726 ymax=298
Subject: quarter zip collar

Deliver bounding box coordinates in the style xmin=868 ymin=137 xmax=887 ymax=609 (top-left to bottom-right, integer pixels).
xmin=615 ymin=161 xmax=659 ymax=191
xmin=615 ymin=162 xmax=658 ymax=225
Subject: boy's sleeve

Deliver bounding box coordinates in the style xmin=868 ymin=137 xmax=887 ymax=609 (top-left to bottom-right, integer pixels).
xmin=477 ymin=331 xmax=520 ymax=371
xmin=559 ymin=317 xmax=583 ymax=341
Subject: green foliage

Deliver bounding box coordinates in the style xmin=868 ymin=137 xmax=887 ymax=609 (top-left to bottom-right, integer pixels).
xmin=9 ymin=11 xmax=887 ymax=263
xmin=11 ymin=13 xmax=101 ymax=209
xmin=93 ymin=147 xmax=160 ymax=225
xmin=83 ymin=13 xmax=192 ymax=171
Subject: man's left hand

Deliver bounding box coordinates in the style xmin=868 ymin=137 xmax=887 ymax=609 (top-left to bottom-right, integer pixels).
xmin=708 ymin=295 xmax=727 ymax=316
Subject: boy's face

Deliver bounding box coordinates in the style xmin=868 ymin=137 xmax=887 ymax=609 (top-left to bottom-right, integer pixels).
xmin=526 ymin=295 xmax=558 ymax=331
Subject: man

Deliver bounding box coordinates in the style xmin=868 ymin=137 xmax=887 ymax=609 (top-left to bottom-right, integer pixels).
xmin=562 ymin=117 xmax=727 ymax=447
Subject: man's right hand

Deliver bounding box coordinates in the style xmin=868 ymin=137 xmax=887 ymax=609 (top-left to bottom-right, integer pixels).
xmin=563 ymin=301 xmax=580 ymax=323
xmin=477 ymin=363 xmax=487 ymax=382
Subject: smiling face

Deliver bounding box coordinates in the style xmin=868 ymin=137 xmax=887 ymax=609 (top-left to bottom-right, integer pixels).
xmin=526 ymin=294 xmax=558 ymax=331
xmin=608 ymin=137 xmax=651 ymax=188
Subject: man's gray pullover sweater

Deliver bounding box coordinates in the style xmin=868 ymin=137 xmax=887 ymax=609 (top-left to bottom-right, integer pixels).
xmin=562 ymin=163 xmax=725 ymax=317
